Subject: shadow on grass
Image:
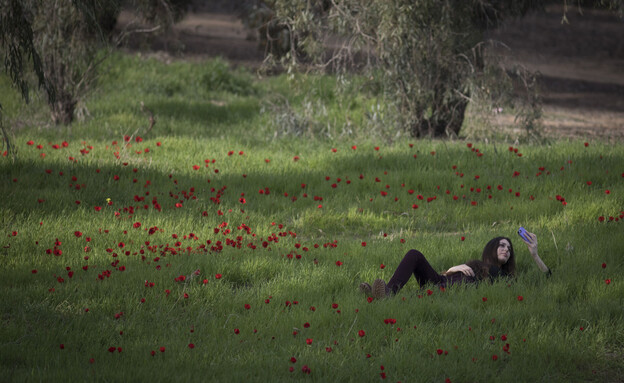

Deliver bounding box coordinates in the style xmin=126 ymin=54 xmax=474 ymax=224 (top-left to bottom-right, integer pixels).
xmin=2 ymin=143 xmax=622 ymax=233
xmin=148 ymin=98 xmax=260 ymax=128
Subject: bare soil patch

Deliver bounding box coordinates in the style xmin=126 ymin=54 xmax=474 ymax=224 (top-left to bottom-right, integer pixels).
xmin=487 ymin=5 xmax=624 ymax=140
xmin=117 ymin=5 xmax=624 ymax=140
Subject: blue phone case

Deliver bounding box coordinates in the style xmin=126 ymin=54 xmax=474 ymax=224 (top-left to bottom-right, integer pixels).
xmin=518 ymin=227 xmax=530 ymax=242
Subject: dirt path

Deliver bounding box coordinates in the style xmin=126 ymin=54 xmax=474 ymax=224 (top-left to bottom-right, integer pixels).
xmin=118 ymin=5 xmax=624 ymax=140
xmin=487 ymin=5 xmax=624 ymax=140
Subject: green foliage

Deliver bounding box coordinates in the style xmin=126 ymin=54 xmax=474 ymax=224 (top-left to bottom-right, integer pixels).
xmin=200 ymin=58 xmax=257 ymax=95
xmin=0 ymin=0 xmax=53 ymax=104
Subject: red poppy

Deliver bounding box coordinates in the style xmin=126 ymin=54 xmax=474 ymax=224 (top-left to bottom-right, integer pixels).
xmin=234 ymin=329 xmax=240 ymax=334
xmin=492 ymin=354 xmax=498 ymax=361
xmin=602 ymin=263 xmax=607 ymax=268
xmin=426 ymin=289 xmax=433 ymax=296
xmin=436 ymin=349 xmax=443 ymax=355
xmin=244 ymin=304 xmax=251 ymax=310
xmin=517 ymin=296 xmax=524 ymax=301
xmin=215 ymin=274 xmax=222 ymax=279
xmin=301 ymin=365 xmax=311 ymax=374
xmin=332 ymin=303 xmax=338 ymax=309
xmin=306 ymin=338 xmax=313 ymax=345
xmin=358 ymin=330 xmax=365 ymax=337
xmin=188 ymin=343 xmax=195 ymax=349
xmin=482 ymin=297 xmax=487 ymax=302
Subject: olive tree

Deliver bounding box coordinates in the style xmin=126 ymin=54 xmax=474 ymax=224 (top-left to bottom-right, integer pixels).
xmin=0 ymin=0 xmax=189 ymax=125
xmin=261 ymin=0 xmax=541 ymax=138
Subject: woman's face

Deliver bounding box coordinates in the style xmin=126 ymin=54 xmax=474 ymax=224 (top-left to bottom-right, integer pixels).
xmin=497 ymin=239 xmax=511 ymax=265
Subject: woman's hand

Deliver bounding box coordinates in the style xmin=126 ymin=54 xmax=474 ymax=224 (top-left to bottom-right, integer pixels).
xmin=445 ymin=264 xmax=475 ymax=277
xmin=522 ymin=231 xmax=538 ymax=255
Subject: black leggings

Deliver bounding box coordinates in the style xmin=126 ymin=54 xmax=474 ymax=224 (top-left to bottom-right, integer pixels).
xmin=387 ymin=249 xmax=449 ymax=294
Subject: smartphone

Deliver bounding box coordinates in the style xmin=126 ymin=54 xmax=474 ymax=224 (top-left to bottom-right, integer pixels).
xmin=518 ymin=227 xmax=530 ymax=242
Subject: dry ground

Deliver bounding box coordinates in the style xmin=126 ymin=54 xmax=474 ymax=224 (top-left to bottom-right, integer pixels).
xmin=487 ymin=4 xmax=624 ymax=140
xmin=117 ymin=5 xmax=624 ymax=140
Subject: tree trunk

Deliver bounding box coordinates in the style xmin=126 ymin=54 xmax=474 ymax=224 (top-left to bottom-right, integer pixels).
xmin=445 ymin=96 xmax=468 ymax=137
xmin=50 ymin=94 xmax=76 ymax=125
xmin=411 ymin=96 xmax=469 ymax=138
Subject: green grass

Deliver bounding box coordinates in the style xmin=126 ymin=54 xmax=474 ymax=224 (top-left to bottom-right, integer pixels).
xmin=1 ymin=53 xmax=623 ymax=382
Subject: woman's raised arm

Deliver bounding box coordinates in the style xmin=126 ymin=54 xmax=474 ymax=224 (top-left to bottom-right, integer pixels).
xmin=522 ymin=231 xmax=551 ymax=275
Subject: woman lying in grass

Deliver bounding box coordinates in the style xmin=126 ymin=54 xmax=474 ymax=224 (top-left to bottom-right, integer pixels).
xmin=360 ymin=230 xmax=551 ymax=299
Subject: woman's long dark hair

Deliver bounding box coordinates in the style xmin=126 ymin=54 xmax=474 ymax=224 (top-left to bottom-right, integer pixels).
xmin=481 ymin=236 xmax=516 ymax=277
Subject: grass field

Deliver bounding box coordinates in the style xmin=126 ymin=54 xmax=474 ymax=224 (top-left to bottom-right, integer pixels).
xmin=1 ymin=54 xmax=623 ymax=382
